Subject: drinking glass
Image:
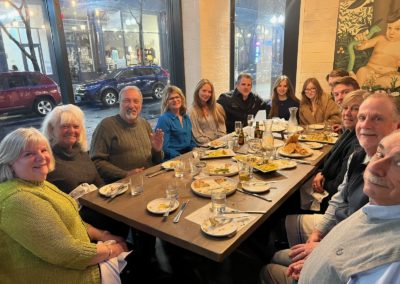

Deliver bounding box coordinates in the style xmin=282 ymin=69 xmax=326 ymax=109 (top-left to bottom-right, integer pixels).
xmin=247 ymin=115 xmax=254 ymax=138
xmin=166 ymin=181 xmax=179 ymax=201
xmin=238 ymin=161 xmax=252 ymax=183
xmin=248 ymin=138 xmax=262 ymax=154
xmin=173 ymin=160 xmax=185 ymax=178
xmin=130 ymin=174 xmax=144 ymax=196
xmin=262 ymin=130 xmax=274 ymax=164
xmin=235 ymin=121 xmax=242 ymax=135
xmin=211 ymin=188 xmax=226 ymax=215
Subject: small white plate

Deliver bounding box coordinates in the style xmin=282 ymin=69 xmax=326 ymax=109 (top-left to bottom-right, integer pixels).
xmin=161 ymin=160 xmax=182 ymax=169
xmin=308 ymin=124 xmax=324 ymax=130
xmin=98 ymin=183 xmax=128 ymax=197
xmin=205 ymin=161 xmax=238 ymax=177
xmin=242 ymin=182 xmax=272 ymax=193
xmin=302 ymin=141 xmax=324 ymax=150
xmin=202 ymin=149 xmax=236 ymax=159
xmin=208 ymin=140 xmax=226 ymax=148
xmin=201 ymin=217 xmax=237 ymax=237
xmin=147 ymin=198 xmax=179 ymax=214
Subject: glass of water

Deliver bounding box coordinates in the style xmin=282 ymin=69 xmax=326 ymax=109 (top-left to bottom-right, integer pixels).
xmin=247 ymin=115 xmax=255 ymax=138
xmin=211 ymin=188 xmax=226 ymax=215
xmin=235 ymin=121 xmax=242 ymax=135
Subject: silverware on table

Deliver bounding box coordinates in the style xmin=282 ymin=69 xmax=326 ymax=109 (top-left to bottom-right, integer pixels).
xmin=222 ymin=210 xmax=266 ymax=214
xmin=163 ymin=200 xmax=175 ymax=221
xmin=147 ymin=168 xmax=170 ymax=178
xmin=107 ymin=184 xmax=127 ymax=202
xmin=237 ymin=188 xmax=272 ymax=202
xmin=278 ymin=157 xmax=311 ymax=165
xmin=173 ymin=200 xmax=190 ymax=223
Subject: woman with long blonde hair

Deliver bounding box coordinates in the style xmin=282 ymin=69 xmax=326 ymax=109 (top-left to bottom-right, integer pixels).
xmin=189 ymin=79 xmax=226 ymax=146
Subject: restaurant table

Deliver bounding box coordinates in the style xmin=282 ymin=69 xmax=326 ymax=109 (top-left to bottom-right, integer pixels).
xmin=80 ymin=140 xmax=333 ymax=262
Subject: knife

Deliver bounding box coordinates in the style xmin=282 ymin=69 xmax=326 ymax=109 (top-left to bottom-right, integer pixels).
xmin=147 ymin=168 xmax=169 ymax=178
xmin=278 ymin=158 xmax=311 ymax=165
xmin=173 ymin=200 xmax=190 ymax=223
xmin=237 ymin=188 xmax=272 ymax=202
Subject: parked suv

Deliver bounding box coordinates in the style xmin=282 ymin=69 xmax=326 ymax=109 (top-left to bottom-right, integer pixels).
xmin=0 ymin=71 xmax=61 ymax=116
xmin=74 ymin=65 xmax=170 ymax=107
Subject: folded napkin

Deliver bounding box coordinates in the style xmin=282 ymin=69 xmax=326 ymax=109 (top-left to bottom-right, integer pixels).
xmin=69 ymin=183 xmax=98 ymax=210
xmin=98 ymin=240 xmax=132 ymax=284
xmin=300 ymin=179 xmax=329 ymax=211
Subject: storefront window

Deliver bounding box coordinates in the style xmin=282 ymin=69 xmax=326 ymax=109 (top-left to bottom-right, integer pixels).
xmin=234 ymin=0 xmax=286 ymax=99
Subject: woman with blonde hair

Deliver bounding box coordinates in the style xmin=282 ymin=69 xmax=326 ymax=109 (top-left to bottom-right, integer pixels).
xmin=156 ymin=85 xmax=196 ymax=160
xmin=0 ymin=128 xmax=127 ymax=283
xmin=268 ymin=75 xmax=299 ymax=120
xmin=189 ymin=79 xmax=226 ymax=146
xmin=299 ymin=77 xmax=341 ymax=125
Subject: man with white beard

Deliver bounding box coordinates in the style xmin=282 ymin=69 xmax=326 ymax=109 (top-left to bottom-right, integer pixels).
xmin=90 ymin=86 xmax=163 ymax=183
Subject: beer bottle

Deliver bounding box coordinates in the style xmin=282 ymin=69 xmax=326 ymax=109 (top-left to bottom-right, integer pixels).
xmin=238 ymin=128 xmax=245 ymax=145
xmin=254 ymin=121 xmax=261 ymax=139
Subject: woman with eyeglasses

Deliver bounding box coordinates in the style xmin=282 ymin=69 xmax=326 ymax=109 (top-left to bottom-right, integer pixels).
xmin=299 ymin=77 xmax=341 ymax=125
xmin=156 ymin=85 xmax=197 ymax=160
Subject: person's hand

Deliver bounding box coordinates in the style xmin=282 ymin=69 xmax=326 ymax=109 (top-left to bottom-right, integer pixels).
xmin=289 ymin=242 xmax=319 ymax=262
xmin=307 ymin=229 xmax=323 ymax=243
xmin=127 ymin=168 xmax=145 ymax=176
xmin=331 ymin=124 xmax=342 ymax=134
xmin=355 ymin=30 xmax=369 ymax=50
xmin=110 ymin=241 xmax=129 ymax=256
xmin=287 ymin=259 xmax=306 ymax=280
xmin=101 ymin=231 xmax=126 ymax=244
xmin=150 ymin=128 xmax=164 ymax=152
xmin=312 ymin=172 xmax=325 ymax=193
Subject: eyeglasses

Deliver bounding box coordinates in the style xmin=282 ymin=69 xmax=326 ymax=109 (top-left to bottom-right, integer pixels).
xmin=305 ymin=87 xmax=316 ymax=92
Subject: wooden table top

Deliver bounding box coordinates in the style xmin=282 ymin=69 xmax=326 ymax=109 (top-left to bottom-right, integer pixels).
xmin=80 ymin=142 xmax=332 ymax=262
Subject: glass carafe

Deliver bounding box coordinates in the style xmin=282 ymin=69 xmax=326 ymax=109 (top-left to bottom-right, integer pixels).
xmin=287 ymin=107 xmax=298 ymax=135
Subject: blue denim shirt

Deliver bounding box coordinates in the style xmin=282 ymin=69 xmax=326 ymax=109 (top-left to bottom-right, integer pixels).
xmin=156 ymin=111 xmax=196 ymax=160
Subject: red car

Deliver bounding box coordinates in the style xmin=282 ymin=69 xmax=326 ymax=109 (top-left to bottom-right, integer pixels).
xmin=0 ymin=71 xmax=61 ymax=116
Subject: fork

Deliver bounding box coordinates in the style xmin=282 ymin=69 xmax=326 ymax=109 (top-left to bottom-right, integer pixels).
xmin=162 ymin=199 xmax=174 ymax=221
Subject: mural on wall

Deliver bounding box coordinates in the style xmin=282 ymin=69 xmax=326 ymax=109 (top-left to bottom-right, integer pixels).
xmin=333 ymin=0 xmax=400 ymax=91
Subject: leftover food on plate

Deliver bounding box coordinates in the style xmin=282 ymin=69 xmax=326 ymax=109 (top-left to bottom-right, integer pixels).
xmin=299 ymin=133 xmax=338 ymax=144
xmin=233 ymin=155 xmax=297 ymax=172
xmin=202 ymin=149 xmax=235 ymax=159
xmin=242 ymin=182 xmax=272 ymax=193
xmin=208 ymin=140 xmax=226 ymax=148
xmin=98 ymin=183 xmax=128 ymax=197
xmin=191 ymin=177 xmax=236 ymax=197
xmin=201 ymin=217 xmax=237 ymax=237
xmin=308 ymin=124 xmax=324 ymax=130
xmin=205 ymin=161 xmax=238 ymax=176
xmin=280 ymin=134 xmax=312 ymax=157
xmin=161 ymin=160 xmax=182 ymax=169
xmin=146 ymin=198 xmax=179 ymax=214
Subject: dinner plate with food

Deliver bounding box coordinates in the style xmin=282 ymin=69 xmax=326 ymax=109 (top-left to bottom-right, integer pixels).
xmin=161 ymin=160 xmax=183 ymax=169
xmin=201 ymin=149 xmax=235 ymax=159
xmin=307 ymin=124 xmax=324 ymax=130
xmin=146 ymin=198 xmax=180 ymax=214
xmin=208 ymin=140 xmax=226 ymax=149
xmin=233 ymin=155 xmax=297 ymax=173
xmin=278 ymin=134 xmax=313 ymax=158
xmin=204 ymin=161 xmax=239 ymax=177
xmin=299 ymin=133 xmax=338 ymax=144
xmin=201 ymin=217 xmax=237 ymax=237
xmin=191 ymin=176 xmax=237 ymax=197
xmin=98 ymin=183 xmax=129 ymax=197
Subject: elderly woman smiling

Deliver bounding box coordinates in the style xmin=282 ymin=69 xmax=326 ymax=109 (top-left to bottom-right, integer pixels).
xmin=0 ymin=128 xmax=128 ymax=283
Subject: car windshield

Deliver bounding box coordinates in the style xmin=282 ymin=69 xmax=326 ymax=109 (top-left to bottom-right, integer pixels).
xmin=99 ymin=69 xmax=122 ymax=80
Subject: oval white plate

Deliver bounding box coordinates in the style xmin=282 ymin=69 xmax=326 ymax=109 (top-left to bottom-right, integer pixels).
xmin=302 ymin=141 xmax=324 ymax=150
xmin=208 ymin=140 xmax=226 ymax=148
xmin=277 ymin=146 xmax=313 ymax=158
xmin=201 ymin=217 xmax=237 ymax=237
xmin=147 ymin=198 xmax=179 ymax=214
xmin=191 ymin=176 xmax=237 ymax=197
xmin=308 ymin=124 xmax=324 ymax=130
xmin=161 ymin=160 xmax=182 ymax=169
xmin=242 ymin=182 xmax=272 ymax=193
xmin=205 ymin=161 xmax=238 ymax=177
xmin=98 ymin=183 xmax=128 ymax=197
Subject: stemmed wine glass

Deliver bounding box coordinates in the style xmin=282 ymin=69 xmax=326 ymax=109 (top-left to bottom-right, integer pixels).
xmin=247 ymin=115 xmax=254 ymax=138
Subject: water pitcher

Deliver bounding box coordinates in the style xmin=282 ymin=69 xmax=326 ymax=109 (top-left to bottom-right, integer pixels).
xmin=287 ymin=107 xmax=298 ymax=134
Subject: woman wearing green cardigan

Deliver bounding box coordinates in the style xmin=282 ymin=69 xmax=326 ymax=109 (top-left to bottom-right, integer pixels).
xmin=0 ymin=128 xmax=128 ymax=283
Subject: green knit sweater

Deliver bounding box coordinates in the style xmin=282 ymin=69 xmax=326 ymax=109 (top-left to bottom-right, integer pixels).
xmin=0 ymin=179 xmax=100 ymax=284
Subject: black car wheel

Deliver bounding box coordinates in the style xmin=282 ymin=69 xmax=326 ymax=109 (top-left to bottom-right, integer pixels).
xmin=101 ymin=89 xmax=118 ymax=107
xmin=152 ymin=84 xmax=165 ymax=100
xmin=33 ymin=97 xmax=54 ymax=116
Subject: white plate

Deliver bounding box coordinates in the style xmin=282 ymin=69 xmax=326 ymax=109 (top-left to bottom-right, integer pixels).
xmin=286 ymin=125 xmax=304 ymax=133
xmin=208 ymin=140 xmax=226 ymax=149
xmin=191 ymin=176 xmax=237 ymax=197
xmin=299 ymin=134 xmax=338 ymax=144
xmin=242 ymin=182 xmax=273 ymax=193
xmin=302 ymin=141 xmax=324 ymax=150
xmin=233 ymin=155 xmax=297 ymax=173
xmin=277 ymin=146 xmax=313 ymax=158
xmin=161 ymin=160 xmax=182 ymax=169
xmin=146 ymin=198 xmax=179 ymax=214
xmin=205 ymin=161 xmax=239 ymax=177
xmin=201 ymin=149 xmax=236 ymax=159
xmin=273 ymin=139 xmax=285 ymax=148
xmin=98 ymin=183 xmax=128 ymax=197
xmin=308 ymin=124 xmax=324 ymax=130
xmin=201 ymin=217 xmax=237 ymax=237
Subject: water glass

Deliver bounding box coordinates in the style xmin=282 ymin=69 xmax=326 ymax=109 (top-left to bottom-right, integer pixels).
xmin=174 ymin=160 xmax=185 ymax=178
xmin=211 ymin=188 xmax=226 ymax=215
xmin=235 ymin=121 xmax=242 ymax=135
xmin=166 ymin=181 xmax=179 ymax=201
xmin=238 ymin=161 xmax=252 ymax=183
xmin=247 ymin=115 xmax=254 ymax=138
xmin=130 ymin=174 xmax=144 ymax=196
xmin=227 ymin=137 xmax=235 ymax=150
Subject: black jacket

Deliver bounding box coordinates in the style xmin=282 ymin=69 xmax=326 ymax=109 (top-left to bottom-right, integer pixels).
xmin=217 ymin=89 xmax=268 ymax=133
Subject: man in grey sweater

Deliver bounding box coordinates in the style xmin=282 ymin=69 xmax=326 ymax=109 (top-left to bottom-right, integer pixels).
xmin=90 ymin=86 xmax=164 ymax=183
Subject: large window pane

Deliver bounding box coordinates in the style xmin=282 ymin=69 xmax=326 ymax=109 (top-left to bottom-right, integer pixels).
xmin=234 ymin=0 xmax=286 ymax=100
